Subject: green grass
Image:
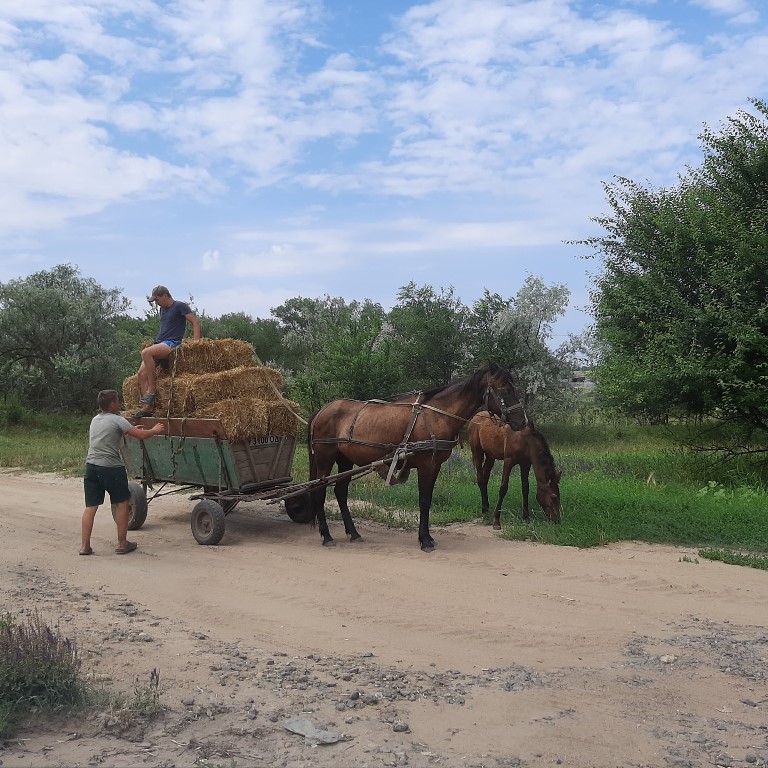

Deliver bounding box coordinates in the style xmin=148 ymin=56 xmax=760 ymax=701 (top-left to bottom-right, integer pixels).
xmin=0 ymin=414 xmax=91 ymax=476
xmin=698 ymin=548 xmax=768 ymax=570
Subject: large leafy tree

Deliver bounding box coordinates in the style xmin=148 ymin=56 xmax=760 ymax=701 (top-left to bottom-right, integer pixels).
xmin=0 ymin=264 xmax=132 ymax=411
xmin=272 ymin=296 xmax=400 ymax=409
xmin=584 ymin=99 xmax=768 ymax=431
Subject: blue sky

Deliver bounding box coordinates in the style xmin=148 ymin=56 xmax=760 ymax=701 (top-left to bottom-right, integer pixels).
xmin=1 ymin=0 xmax=766 ymax=342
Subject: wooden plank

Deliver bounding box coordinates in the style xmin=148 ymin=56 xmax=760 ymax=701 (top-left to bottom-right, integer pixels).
xmin=127 ymin=417 xmax=227 ymax=439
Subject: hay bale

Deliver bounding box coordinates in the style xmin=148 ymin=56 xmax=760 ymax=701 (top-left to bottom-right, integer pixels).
xmin=268 ymin=399 xmax=302 ymax=436
xmin=194 ymin=399 xmax=270 ymax=441
xmin=195 ymin=398 xmax=302 ymax=440
xmin=187 ymin=366 xmax=283 ymax=411
xmin=122 ymin=375 xmax=141 ymax=408
xmin=161 ymin=338 xmax=257 ymax=374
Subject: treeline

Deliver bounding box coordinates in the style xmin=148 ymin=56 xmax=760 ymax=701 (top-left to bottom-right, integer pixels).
xmin=0 ymin=267 xmax=586 ymax=417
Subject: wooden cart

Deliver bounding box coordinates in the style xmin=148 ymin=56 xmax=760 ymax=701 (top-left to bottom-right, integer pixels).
xmin=117 ymin=417 xmax=302 ymax=545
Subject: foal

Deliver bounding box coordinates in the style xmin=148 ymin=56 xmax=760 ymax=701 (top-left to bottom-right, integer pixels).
xmin=468 ymin=412 xmax=561 ymax=527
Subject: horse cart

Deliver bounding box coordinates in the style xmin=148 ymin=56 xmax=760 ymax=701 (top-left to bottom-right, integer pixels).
xmin=115 ymin=416 xmax=416 ymax=546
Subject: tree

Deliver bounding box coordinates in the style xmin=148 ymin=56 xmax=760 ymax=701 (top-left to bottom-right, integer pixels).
xmin=584 ymin=99 xmax=768 ymax=432
xmin=0 ymin=264 xmax=132 ymax=411
xmin=466 ymin=277 xmax=574 ymax=415
xmin=271 ymin=296 xmax=400 ymax=409
xmin=204 ymin=312 xmax=285 ymax=365
xmin=388 ymin=283 xmax=469 ymax=388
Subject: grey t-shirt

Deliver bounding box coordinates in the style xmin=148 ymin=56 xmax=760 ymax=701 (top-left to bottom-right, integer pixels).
xmin=86 ymin=413 xmax=133 ymax=467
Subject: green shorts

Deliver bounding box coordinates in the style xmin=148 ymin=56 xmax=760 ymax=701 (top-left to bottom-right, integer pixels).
xmin=84 ymin=463 xmax=130 ymax=507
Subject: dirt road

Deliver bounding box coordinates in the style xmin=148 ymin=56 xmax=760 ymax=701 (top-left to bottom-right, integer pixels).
xmin=1 ymin=470 xmax=767 ymax=767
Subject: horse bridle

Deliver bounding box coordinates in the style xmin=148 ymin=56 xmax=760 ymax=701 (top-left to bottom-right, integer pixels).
xmin=484 ymin=385 xmax=528 ymax=426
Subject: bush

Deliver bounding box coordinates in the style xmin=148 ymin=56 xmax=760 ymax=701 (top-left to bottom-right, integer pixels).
xmin=0 ymin=611 xmax=86 ymax=737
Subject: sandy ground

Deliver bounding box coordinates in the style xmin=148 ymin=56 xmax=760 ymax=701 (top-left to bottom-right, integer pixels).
xmin=1 ymin=470 xmax=767 ymax=768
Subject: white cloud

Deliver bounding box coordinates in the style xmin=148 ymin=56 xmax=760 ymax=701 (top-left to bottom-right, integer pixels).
xmin=201 ymin=249 xmax=221 ymax=271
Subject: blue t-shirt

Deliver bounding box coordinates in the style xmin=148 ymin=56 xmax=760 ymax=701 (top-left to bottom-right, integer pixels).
xmin=155 ymin=300 xmax=192 ymax=344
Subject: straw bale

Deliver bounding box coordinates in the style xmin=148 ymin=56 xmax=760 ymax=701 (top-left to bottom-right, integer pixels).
xmin=176 ymin=338 xmax=257 ymax=374
xmin=122 ymin=374 xmax=141 ymax=408
xmin=187 ymin=366 xmax=283 ymax=411
xmin=121 ymin=372 xmax=196 ymax=416
xmin=194 ymin=399 xmax=270 ymax=441
xmin=268 ymin=399 xmax=302 ymax=436
xmin=194 ymin=398 xmax=302 ymax=440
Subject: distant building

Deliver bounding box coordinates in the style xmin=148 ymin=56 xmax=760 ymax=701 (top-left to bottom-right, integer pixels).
xmin=565 ymin=370 xmax=596 ymax=390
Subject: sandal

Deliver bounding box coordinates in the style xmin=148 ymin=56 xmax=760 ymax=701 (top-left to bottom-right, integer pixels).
xmin=115 ymin=541 xmax=138 ymax=555
xmin=79 ymin=547 xmax=93 ymax=556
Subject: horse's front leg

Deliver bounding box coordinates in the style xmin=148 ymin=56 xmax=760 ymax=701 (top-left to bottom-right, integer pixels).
xmin=493 ymin=459 xmax=513 ymax=530
xmin=520 ymin=462 xmax=531 ymax=522
xmin=333 ymin=471 xmax=362 ymax=542
xmin=417 ymin=465 xmax=440 ymax=552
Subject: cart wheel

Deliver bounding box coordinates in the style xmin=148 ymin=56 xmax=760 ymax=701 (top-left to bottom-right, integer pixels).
xmin=284 ymin=495 xmax=315 ymax=524
xmin=111 ymin=482 xmax=148 ymax=530
xmin=191 ymin=500 xmax=226 ymax=545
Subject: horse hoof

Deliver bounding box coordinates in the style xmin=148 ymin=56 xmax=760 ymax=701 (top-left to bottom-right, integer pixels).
xmin=322 ymin=539 xmax=336 ymax=547
xmin=493 ymin=523 xmax=501 ymax=530
xmin=420 ymin=543 xmax=435 ymax=553
xmin=349 ymin=534 xmax=363 ymax=543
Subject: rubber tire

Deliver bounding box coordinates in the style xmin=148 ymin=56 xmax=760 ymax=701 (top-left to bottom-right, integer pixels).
xmin=111 ymin=482 xmax=148 ymax=530
xmin=191 ymin=499 xmax=226 ymax=545
xmin=284 ymin=495 xmax=315 ymax=524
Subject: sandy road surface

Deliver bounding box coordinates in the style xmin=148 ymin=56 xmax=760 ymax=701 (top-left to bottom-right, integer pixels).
xmin=1 ymin=470 xmax=767 ymax=768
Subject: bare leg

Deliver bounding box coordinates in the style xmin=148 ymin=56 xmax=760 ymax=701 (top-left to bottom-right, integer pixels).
xmin=81 ymin=505 xmax=98 ymax=553
xmin=113 ymin=500 xmax=130 ymax=549
xmin=137 ymin=343 xmax=174 ymax=398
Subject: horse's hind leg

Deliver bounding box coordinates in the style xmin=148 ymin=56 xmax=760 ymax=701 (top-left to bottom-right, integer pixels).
xmin=333 ymin=457 xmax=362 ymax=542
xmin=493 ymin=459 xmax=513 ymax=530
xmin=310 ymin=451 xmax=336 ymax=546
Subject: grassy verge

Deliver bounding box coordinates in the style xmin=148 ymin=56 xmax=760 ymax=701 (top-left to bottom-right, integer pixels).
xmin=0 ymin=414 xmax=90 ymax=476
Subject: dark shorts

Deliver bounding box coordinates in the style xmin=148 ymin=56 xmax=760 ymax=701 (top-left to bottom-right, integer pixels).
xmin=84 ymin=463 xmax=130 ymax=507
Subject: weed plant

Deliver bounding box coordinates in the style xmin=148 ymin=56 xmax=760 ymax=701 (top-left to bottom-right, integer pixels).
xmin=0 ymin=611 xmax=86 ymax=738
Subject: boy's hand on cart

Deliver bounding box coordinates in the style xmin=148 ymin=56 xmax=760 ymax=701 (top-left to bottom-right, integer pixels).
xmin=151 ymin=422 xmax=167 ymax=436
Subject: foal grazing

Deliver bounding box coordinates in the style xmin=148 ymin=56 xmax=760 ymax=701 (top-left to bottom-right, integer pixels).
xmin=468 ymin=412 xmax=561 ymax=527
xmin=306 ymin=362 xmax=527 ymax=551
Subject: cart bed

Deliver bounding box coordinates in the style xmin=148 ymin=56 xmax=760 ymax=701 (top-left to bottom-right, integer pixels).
xmin=122 ymin=417 xmax=297 ymax=491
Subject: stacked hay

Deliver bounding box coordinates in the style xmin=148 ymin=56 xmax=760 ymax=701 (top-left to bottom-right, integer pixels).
xmin=123 ymin=338 xmax=300 ymax=440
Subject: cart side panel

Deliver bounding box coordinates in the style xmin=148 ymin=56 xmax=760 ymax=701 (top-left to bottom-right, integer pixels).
xmin=122 ymin=435 xmax=240 ymax=489
xmin=230 ymin=435 xmax=297 ymax=488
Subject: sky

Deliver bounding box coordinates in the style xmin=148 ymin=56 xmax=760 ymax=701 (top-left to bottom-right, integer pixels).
xmin=1 ymin=0 xmax=767 ymax=343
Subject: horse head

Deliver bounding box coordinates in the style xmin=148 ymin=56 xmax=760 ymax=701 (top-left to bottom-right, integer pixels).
xmin=479 ymin=362 xmax=527 ymax=430
xmin=536 ymin=468 xmax=562 ymax=522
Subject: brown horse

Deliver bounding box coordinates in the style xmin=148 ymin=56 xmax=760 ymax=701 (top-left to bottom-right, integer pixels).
xmin=300 ymin=362 xmax=527 ymax=552
xmin=468 ymin=411 xmax=561 ymax=528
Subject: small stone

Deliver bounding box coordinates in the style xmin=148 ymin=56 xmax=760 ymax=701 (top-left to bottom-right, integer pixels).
xmin=181 ymin=697 xmax=195 ymax=706
xmin=393 ymin=722 xmax=409 ymax=733
xmin=660 ymin=655 xmax=677 ymax=664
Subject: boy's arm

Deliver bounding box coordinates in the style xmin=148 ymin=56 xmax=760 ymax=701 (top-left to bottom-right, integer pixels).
xmin=126 ymin=423 xmax=166 ymax=440
xmin=186 ymin=312 xmax=201 ymax=340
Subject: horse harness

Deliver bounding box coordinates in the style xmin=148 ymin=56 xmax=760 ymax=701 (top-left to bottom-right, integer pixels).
xmin=311 ymin=385 xmax=526 ymax=484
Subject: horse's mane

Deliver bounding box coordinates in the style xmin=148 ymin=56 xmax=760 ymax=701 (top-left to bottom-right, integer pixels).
xmin=527 ymin=426 xmax=558 ymax=480
xmin=388 ymin=362 xmax=510 ymax=404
